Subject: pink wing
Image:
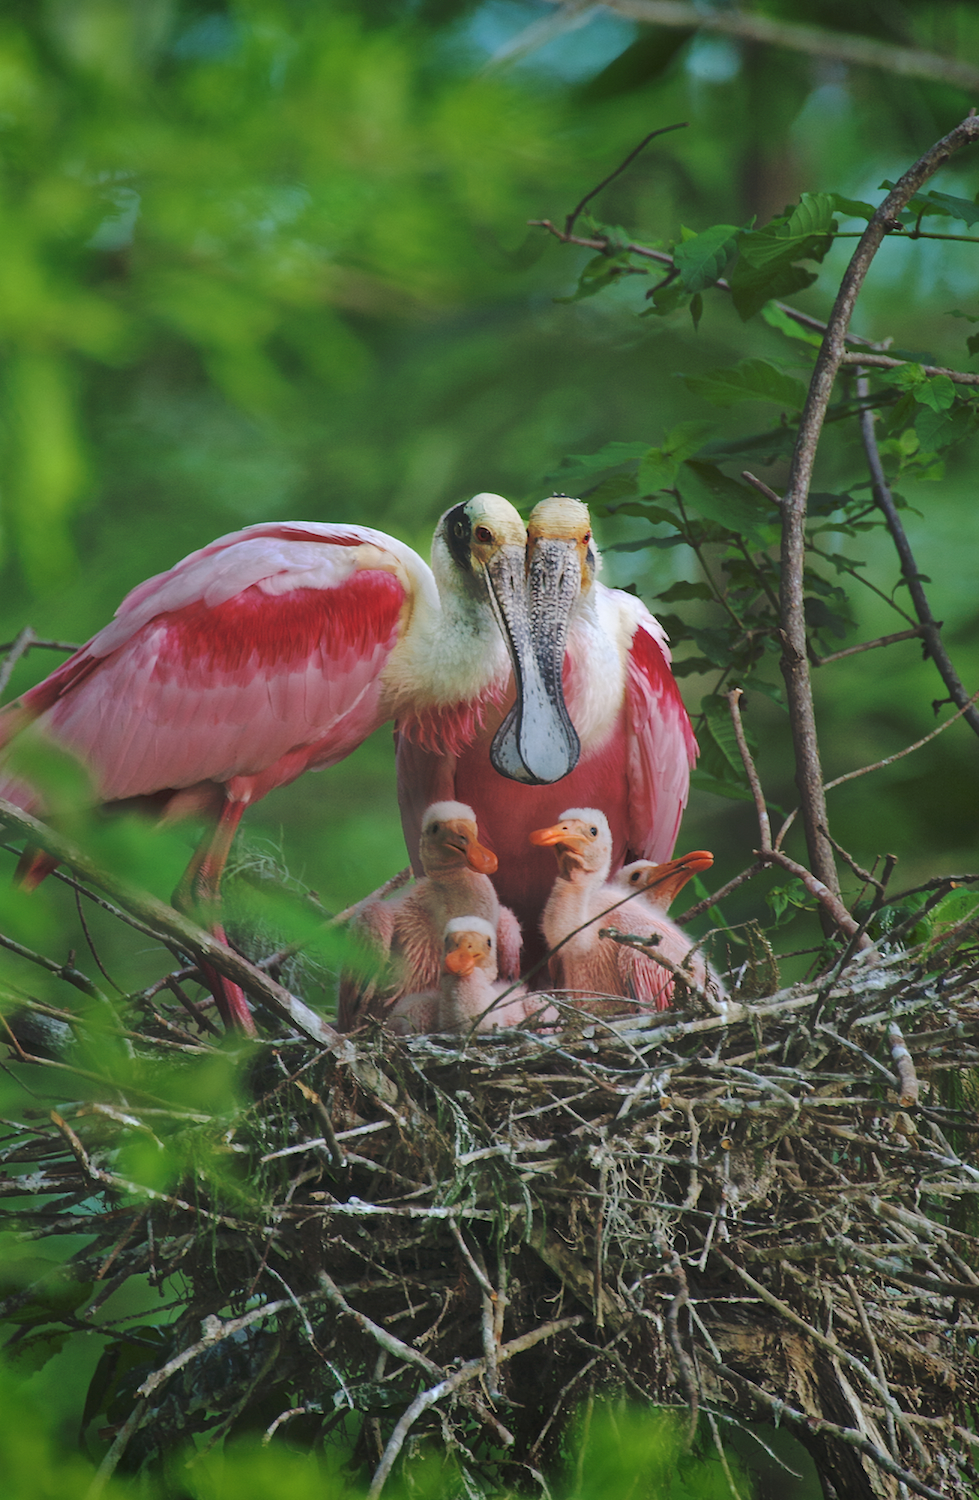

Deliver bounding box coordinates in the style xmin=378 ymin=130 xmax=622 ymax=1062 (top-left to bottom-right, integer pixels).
xmin=18 ymin=523 xmax=409 ymax=804
xmin=623 ymin=609 xmax=698 ymax=866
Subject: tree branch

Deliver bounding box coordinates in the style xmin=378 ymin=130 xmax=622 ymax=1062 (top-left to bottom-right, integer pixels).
xmin=0 ymin=797 xmax=341 ymax=1048
xmin=582 ymin=0 xmax=979 ymax=93
xmin=855 ymin=370 xmax=979 ymax=742
xmin=842 ymin=352 xmax=979 ymax=385
xmin=776 ymin=113 xmax=979 ymax=902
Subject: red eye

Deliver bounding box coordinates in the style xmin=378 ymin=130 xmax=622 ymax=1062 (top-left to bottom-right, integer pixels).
xmin=583 ymin=531 xmax=591 ymax=542
xmin=474 ymin=526 xmax=492 ymax=544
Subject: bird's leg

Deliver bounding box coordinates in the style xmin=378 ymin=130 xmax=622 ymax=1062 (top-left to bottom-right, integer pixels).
xmin=173 ymin=796 xmax=257 ymax=1036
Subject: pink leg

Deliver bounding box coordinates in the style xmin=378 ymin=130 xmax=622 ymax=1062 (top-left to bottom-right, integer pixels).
xmin=174 ymin=796 xmax=257 ymax=1037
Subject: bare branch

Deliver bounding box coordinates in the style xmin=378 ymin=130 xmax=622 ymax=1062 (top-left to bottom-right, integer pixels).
xmin=842 ymin=351 xmax=979 ymax=385
xmin=812 ymin=626 xmax=925 ymax=666
xmin=856 ymin=370 xmax=979 ymax=742
xmin=726 ymin=688 xmax=771 ymax=852
xmin=777 ymin=687 xmax=979 ymax=846
xmin=588 ymin=0 xmax=979 ymax=93
xmin=564 ymin=122 xmax=687 ymax=236
xmin=775 ymin=115 xmax=979 ymax=898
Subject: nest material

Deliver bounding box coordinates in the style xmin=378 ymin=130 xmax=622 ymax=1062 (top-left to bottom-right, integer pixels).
xmin=3 ymin=916 xmax=979 ymax=1500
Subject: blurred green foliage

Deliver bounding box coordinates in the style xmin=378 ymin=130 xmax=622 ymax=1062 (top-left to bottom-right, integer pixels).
xmin=2 ymin=2 xmax=979 ymax=1491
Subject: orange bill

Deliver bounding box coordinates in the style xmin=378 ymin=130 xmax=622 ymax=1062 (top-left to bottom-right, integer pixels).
xmin=464 ymin=835 xmax=498 ymax=874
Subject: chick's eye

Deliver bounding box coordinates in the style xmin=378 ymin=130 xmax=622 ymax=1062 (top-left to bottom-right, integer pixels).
xmin=583 ymin=531 xmax=591 ymax=543
xmin=590 ymin=826 xmax=598 ymax=837
xmin=430 ymin=822 xmax=440 ymax=833
xmin=474 ymin=525 xmax=492 ymax=544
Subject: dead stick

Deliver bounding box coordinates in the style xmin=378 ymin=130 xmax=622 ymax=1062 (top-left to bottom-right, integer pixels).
xmin=888 ymin=1022 xmax=919 ymax=1107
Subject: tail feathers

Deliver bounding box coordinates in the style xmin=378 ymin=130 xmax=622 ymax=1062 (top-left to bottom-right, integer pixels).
xmin=15 ymin=847 xmax=59 ymax=891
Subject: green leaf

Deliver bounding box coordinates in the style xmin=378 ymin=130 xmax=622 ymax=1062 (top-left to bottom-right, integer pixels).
xmin=699 ymin=425 xmax=797 ymax=464
xmin=546 ymin=441 xmax=650 ymax=493
xmin=761 ymin=301 xmax=823 ymax=347
xmin=830 ymin=193 xmax=875 ymax=221
xmin=914 ymin=374 xmax=956 ymax=412
xmin=702 ymin=693 xmax=752 ymax=777
xmin=683 ymin=357 xmax=806 ymax=410
xmin=728 ymin=259 xmax=818 ymax=321
xmin=689 ymin=769 xmax=754 ymax=802
xmin=637 ymin=421 xmax=714 ymax=492
xmin=672 ymin=223 xmax=741 ymax=292
xmin=948 ymin=308 xmax=979 ymax=323
xmin=922 ymin=189 xmax=979 ymax=227
xmin=968 ymin=333 xmax=979 ymax=357
xmin=653 ymin=579 xmax=715 ymax=603
xmin=689 ymin=290 xmax=703 ymax=329
xmin=738 ymin=193 xmax=837 ymax=269
xmin=676 ymin=460 xmax=779 ymax=545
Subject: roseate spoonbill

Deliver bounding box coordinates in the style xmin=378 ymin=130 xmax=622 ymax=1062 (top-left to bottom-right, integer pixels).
xmin=530 ymin=808 xmax=714 ymax=1012
xmin=337 ymin=801 xmax=522 ymax=1030
xmin=387 ymin=916 xmax=553 ymax=1036
xmin=0 ymin=495 xmax=573 ymax=1033
xmin=611 ymin=857 xmax=727 ymax=1001
xmin=396 ymin=496 xmax=697 ymax=968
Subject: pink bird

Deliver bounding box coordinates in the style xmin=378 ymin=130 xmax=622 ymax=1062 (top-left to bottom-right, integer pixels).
xmin=530 ymin=808 xmax=714 ymax=1012
xmin=397 ymin=496 xmax=697 ymax=970
xmin=610 ymin=858 xmax=727 ymax=1002
xmin=0 ymin=495 xmax=576 ymax=1034
xmin=337 ymin=800 xmax=522 ymax=1030
xmin=387 ymin=917 xmax=555 ymax=1036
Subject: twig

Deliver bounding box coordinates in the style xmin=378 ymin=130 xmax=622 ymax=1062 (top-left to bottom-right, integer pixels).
xmin=776 ymin=686 xmax=979 ymax=846
xmin=842 ymin=351 xmax=979 ymax=384
xmin=888 ymin=1023 xmax=919 ymax=1108
xmin=564 ymin=122 xmax=687 ymax=236
xmin=83 ymin=1398 xmax=150 ymax=1499
xmin=0 ymin=796 xmax=341 ymax=1048
xmin=701 ymin=1353 xmax=948 ymax=1500
xmin=0 ymin=627 xmax=37 ymax=701
xmin=777 ymin=113 xmax=979 ymax=899
xmin=812 ymin=625 xmax=925 ymax=666
xmin=674 ymin=860 xmax=765 ymax=926
xmin=740 ymin=472 xmax=782 ymax=507
xmin=726 ymin=688 xmax=771 ymax=851
xmin=856 ymin=369 xmax=979 ymax=742
xmin=366 ymin=1316 xmax=581 ymax=1500
xmin=759 ymin=848 xmax=874 ymax=949
xmin=715 ymin=1252 xmax=924 ymax=1452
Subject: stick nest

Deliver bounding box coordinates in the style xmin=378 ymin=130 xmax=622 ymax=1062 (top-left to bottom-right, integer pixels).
xmin=4 ymin=911 xmax=979 ymax=1500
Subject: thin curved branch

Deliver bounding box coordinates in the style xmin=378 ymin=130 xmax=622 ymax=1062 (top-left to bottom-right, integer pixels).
xmin=856 ymin=371 xmax=979 ymax=742
xmin=776 ymin=113 xmax=979 ymax=899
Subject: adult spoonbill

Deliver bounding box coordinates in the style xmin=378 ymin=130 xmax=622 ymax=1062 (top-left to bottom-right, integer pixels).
xmin=336 ymin=800 xmax=522 ymax=1031
xmin=397 ymin=496 xmax=697 ymax=965
xmin=531 ymin=809 xmax=715 ymax=1011
xmin=0 ymin=496 xmax=576 ymax=1033
xmin=387 ymin=916 xmax=553 ymax=1036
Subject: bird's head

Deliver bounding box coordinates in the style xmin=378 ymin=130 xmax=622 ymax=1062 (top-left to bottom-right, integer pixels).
xmin=529 ymin=806 xmax=612 ymax=878
xmin=615 ymin=851 xmax=714 ymax=911
xmin=526 ymin=496 xmax=597 ymax=601
xmin=443 ymin=916 xmax=496 ymax=978
xmin=420 ymin=801 xmax=498 ymax=875
xmin=434 ymin=492 xmax=581 ymax=787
